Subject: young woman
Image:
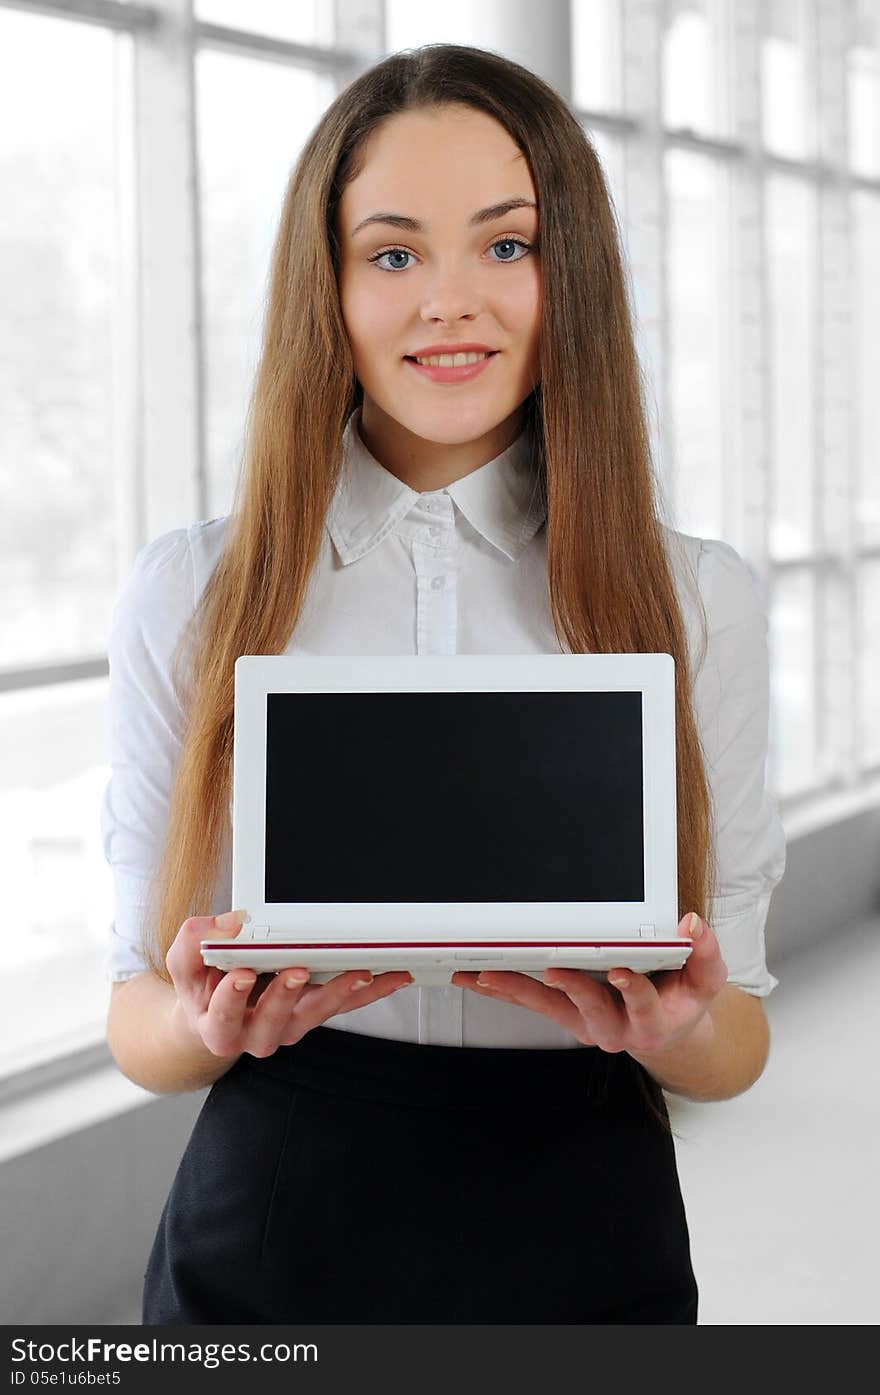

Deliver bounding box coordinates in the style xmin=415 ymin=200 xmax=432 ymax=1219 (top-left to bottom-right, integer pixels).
xmin=104 ymin=43 xmax=786 ymax=1325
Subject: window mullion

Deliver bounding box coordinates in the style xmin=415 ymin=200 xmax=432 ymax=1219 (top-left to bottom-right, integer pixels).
xmin=620 ymin=0 xmax=666 ymax=488
xmin=816 ymin=0 xmax=857 ymax=791
xmin=132 ymin=0 xmax=204 ymax=550
xmin=730 ymin=0 xmax=770 ymax=576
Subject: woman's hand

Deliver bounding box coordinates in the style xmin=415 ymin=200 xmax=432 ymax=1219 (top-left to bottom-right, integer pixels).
xmin=166 ymin=910 xmax=413 ymax=1059
xmin=450 ymin=912 xmax=729 ymax=1055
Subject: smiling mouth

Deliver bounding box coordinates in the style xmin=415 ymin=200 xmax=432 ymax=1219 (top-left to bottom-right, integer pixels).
xmin=403 ymin=351 xmax=500 ymax=365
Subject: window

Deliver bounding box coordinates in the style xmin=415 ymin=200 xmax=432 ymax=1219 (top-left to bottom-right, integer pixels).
xmin=665 ymin=149 xmax=729 ymax=537
xmin=197 ymin=49 xmax=334 ymax=509
xmin=2 ymin=0 xmax=878 ymax=1079
xmin=765 ymin=173 xmax=818 ymax=560
xmin=0 ymin=0 xmax=355 ymax=1078
xmin=196 ymin=0 xmax=332 ymax=46
xmin=662 ymin=0 xmax=732 ymax=138
xmin=0 ymin=8 xmax=124 ymax=674
xmin=761 ymin=0 xmax=812 ymax=160
xmin=571 ymin=0 xmax=623 ymax=115
xmin=853 ymin=191 xmax=880 ymax=546
xmin=0 ymin=4 xmax=130 ymax=1076
xmin=848 ymin=0 xmax=880 ymax=177
xmin=571 ymin=0 xmax=878 ymax=806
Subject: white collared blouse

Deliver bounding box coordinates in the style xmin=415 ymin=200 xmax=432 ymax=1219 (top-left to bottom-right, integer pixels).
xmin=102 ymin=406 xmax=786 ymax=1047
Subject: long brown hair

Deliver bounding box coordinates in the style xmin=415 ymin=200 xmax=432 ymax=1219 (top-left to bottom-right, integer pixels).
xmin=141 ymin=43 xmax=716 ymax=1128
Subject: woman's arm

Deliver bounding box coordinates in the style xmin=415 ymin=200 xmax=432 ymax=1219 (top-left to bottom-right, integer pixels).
xmin=627 ymin=982 xmax=770 ymax=1103
xmin=107 ymin=971 xmax=242 ymax=1095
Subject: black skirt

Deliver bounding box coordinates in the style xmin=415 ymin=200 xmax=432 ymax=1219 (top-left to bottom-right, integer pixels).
xmin=142 ymin=1024 xmax=698 ymax=1325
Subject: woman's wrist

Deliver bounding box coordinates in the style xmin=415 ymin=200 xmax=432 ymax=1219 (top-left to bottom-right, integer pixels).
xmin=167 ymin=994 xmax=198 ymax=1047
xmin=164 ymin=992 xmax=244 ymax=1093
xmin=626 ymin=1009 xmax=718 ymax=1095
xmin=625 ymin=987 xmax=770 ymax=1103
xmin=167 ymin=993 xmax=233 ymax=1060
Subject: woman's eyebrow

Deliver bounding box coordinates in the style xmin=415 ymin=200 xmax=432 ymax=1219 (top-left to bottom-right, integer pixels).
xmin=351 ymin=197 xmax=537 ymax=238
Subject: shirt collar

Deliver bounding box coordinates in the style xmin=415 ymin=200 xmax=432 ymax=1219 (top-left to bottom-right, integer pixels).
xmin=327 ymin=406 xmax=546 ymax=566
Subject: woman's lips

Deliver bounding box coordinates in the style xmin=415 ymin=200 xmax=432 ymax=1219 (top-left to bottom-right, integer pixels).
xmin=404 ymin=352 xmax=499 ymax=385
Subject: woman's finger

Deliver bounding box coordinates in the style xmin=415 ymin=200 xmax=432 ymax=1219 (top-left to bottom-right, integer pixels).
xmin=240 ymin=968 xmax=313 ymax=1057
xmin=168 ymin=913 xmax=242 ymax=1009
xmin=452 ymin=970 xmax=590 ymax=1040
xmin=270 ymin=969 xmax=414 ymax=1050
xmin=543 ymin=969 xmax=627 ymax=1050
xmin=606 ymin=969 xmax=666 ymax=1051
xmin=198 ymin=964 xmax=261 ymax=1056
xmin=678 ymin=915 xmax=729 ymax=999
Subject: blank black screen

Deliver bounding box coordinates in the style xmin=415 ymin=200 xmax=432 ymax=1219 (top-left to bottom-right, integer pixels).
xmin=263 ymin=691 xmax=644 ymax=903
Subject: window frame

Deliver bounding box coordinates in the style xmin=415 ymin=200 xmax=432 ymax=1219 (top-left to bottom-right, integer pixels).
xmin=2 ymin=0 xmax=879 ymax=1101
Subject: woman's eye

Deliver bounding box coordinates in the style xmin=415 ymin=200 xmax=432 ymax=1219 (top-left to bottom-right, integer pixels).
xmin=370 ymin=248 xmax=414 ymax=272
xmin=367 ymin=237 xmax=532 ymax=272
xmin=487 ymin=238 xmax=532 ymax=263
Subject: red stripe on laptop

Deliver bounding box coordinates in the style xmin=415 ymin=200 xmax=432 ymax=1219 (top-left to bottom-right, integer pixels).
xmin=201 ymin=939 xmax=690 ymax=949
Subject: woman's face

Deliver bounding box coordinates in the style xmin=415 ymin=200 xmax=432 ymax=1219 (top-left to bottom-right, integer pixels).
xmin=336 ymin=104 xmax=542 ymax=490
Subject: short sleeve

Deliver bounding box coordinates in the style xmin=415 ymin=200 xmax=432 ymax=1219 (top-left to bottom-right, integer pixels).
xmin=693 ymin=538 xmax=787 ymax=997
xmin=100 ymin=529 xmax=195 ymax=983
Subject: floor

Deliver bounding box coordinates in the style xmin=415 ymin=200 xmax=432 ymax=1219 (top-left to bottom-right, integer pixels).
xmin=666 ymin=915 xmax=879 ymax=1325
xmin=105 ymin=917 xmax=879 ymax=1326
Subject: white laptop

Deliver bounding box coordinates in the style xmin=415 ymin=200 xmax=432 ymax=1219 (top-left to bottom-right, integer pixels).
xmin=200 ymin=653 xmax=693 ymax=986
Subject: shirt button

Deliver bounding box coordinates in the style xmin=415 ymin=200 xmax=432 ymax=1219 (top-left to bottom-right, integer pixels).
xmin=431 ymin=576 xmax=444 ymax=590
xmin=429 ymin=526 xmax=440 ymax=538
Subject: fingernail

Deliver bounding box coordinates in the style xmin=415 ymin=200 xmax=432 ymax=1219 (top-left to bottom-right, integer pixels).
xmin=284 ymin=971 xmax=309 ymax=988
xmin=476 ymin=974 xmax=492 ymax=986
xmin=233 ymin=978 xmax=253 ymax=991
xmin=609 ymin=975 xmax=629 ymax=989
xmin=216 ymin=909 xmax=248 ymax=930
xmin=349 ymin=977 xmax=372 ymax=992
xmin=688 ymin=913 xmax=703 ymax=938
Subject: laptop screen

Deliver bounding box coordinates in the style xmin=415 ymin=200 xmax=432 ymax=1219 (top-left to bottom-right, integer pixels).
xmin=263 ymin=691 xmax=645 ymax=904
